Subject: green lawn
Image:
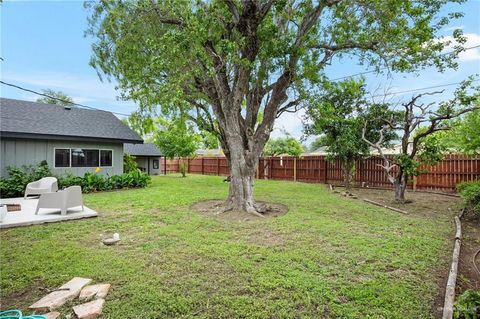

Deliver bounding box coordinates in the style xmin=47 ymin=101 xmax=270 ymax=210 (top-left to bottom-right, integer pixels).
xmin=0 ymin=175 xmax=455 ymax=318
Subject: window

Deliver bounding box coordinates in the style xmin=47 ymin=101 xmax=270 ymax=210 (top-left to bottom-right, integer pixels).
xmin=153 ymin=159 xmax=159 ymax=169
xmin=100 ymin=150 xmax=113 ymax=167
xmin=71 ymin=149 xmax=99 ymax=167
xmin=55 ymin=149 xmax=70 ymax=167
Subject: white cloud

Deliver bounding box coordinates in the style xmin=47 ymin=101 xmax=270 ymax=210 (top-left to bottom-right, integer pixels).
xmin=271 ymin=108 xmax=305 ymax=139
xmin=440 ymin=32 xmax=480 ymax=62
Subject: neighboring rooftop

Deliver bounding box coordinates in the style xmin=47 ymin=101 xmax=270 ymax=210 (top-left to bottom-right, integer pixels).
xmin=0 ymin=98 xmax=142 ymax=143
xmin=124 ymin=143 xmax=162 ymax=157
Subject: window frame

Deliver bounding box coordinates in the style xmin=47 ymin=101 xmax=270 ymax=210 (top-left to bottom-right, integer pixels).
xmin=152 ymin=159 xmax=159 ymax=169
xmin=52 ymin=148 xmax=114 ymax=168
xmin=54 ymin=148 xmax=71 ymax=168
xmin=100 ymin=149 xmax=114 ymax=167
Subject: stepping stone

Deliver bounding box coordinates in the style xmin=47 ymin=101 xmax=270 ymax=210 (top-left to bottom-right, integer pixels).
xmin=73 ymin=298 xmax=105 ymax=319
xmin=79 ymin=284 xmax=111 ymax=300
xmin=29 ymin=277 xmax=92 ymax=311
xmin=42 ymin=312 xmax=60 ymax=319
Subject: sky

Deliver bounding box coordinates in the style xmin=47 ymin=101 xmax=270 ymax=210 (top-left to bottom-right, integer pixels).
xmin=1 ymin=1 xmax=479 ymax=146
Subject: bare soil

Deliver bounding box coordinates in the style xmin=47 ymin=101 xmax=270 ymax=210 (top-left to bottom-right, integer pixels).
xmin=456 ymin=210 xmax=480 ymax=293
xmin=191 ymin=200 xmax=288 ymax=222
xmin=334 ymin=186 xmax=480 ymax=318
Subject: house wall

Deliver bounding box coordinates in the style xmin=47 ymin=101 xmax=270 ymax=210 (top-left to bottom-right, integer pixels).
xmin=135 ymin=156 xmax=161 ymax=175
xmin=0 ymin=138 xmax=123 ymax=177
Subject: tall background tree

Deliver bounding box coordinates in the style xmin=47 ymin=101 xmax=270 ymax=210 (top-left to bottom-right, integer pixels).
xmin=304 ymin=79 xmax=398 ymax=190
xmin=263 ymin=136 xmax=304 ymax=157
xmin=87 ymin=0 xmax=465 ymax=214
xmin=36 ymin=89 xmax=74 ymax=106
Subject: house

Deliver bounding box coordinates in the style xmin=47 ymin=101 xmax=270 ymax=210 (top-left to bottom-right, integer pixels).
xmin=124 ymin=143 xmax=164 ymax=175
xmin=0 ymin=98 xmax=142 ymax=177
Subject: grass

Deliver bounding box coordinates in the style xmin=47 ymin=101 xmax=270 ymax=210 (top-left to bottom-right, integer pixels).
xmin=0 ymin=174 xmax=455 ymax=318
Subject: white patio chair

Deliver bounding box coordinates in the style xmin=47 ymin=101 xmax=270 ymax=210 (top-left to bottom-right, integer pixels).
xmin=24 ymin=177 xmax=58 ymax=199
xmin=35 ymin=186 xmax=84 ymax=216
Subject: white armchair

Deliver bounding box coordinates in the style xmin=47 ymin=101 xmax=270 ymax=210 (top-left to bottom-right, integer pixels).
xmin=24 ymin=177 xmax=58 ymax=199
xmin=35 ymin=186 xmax=84 ymax=216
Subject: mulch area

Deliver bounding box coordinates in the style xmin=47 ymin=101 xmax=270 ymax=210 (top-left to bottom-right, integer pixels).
xmin=191 ymin=200 xmax=288 ymax=222
xmin=332 ymin=186 xmax=479 ymax=318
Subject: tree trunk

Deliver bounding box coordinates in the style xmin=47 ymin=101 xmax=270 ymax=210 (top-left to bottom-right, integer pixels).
xmin=394 ymin=172 xmax=408 ymax=203
xmin=342 ymin=159 xmax=355 ymax=192
xmin=223 ymin=141 xmax=263 ymax=216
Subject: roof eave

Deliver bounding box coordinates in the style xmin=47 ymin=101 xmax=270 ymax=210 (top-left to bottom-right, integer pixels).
xmin=0 ymin=131 xmax=144 ymax=144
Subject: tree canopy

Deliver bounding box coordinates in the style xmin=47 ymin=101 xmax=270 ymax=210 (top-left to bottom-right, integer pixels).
xmin=36 ymin=89 xmax=74 ymax=106
xmin=86 ymin=0 xmax=467 ymax=213
xmin=263 ymin=136 xmax=304 ymax=157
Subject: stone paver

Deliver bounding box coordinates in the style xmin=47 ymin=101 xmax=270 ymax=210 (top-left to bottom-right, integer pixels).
xmin=73 ymin=298 xmax=105 ymax=319
xmin=29 ymin=277 xmax=92 ymax=311
xmin=79 ymin=284 xmax=111 ymax=300
xmin=42 ymin=311 xmax=60 ymax=319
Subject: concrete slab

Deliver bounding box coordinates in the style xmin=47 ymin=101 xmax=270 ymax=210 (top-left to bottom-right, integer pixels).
xmin=0 ymin=197 xmax=98 ymax=229
xmin=79 ymin=284 xmax=111 ymax=300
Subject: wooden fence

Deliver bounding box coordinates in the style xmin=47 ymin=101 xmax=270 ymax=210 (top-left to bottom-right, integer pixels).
xmin=165 ymin=154 xmax=480 ymax=192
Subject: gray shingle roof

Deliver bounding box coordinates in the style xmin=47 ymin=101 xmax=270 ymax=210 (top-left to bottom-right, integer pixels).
xmin=124 ymin=143 xmax=162 ymax=156
xmin=0 ymin=98 xmax=142 ymax=143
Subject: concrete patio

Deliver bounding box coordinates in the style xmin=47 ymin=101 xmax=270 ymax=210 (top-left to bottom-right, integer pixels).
xmin=0 ymin=197 xmax=98 ymax=229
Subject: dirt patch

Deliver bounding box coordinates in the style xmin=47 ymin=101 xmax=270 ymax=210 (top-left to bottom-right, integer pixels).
xmin=0 ymin=278 xmax=47 ymax=310
xmin=335 ymin=187 xmax=461 ymax=219
xmin=191 ymin=200 xmax=288 ymax=222
xmin=457 ymin=211 xmax=480 ymax=293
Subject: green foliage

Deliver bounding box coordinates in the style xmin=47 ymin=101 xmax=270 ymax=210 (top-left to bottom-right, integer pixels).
xmin=0 ymin=161 xmax=54 ymax=198
xmin=36 ymin=89 xmax=74 ymax=106
xmin=453 ymin=289 xmax=480 ymax=319
xmin=123 ymin=153 xmax=139 ymax=173
xmin=438 ymin=109 xmax=480 ymax=154
xmin=0 ymin=162 xmax=151 ymax=198
xmin=200 ymin=130 xmax=219 ymax=150
xmin=308 ymin=136 xmax=327 ymax=152
xmin=154 ymin=118 xmax=200 ymax=160
xmin=263 ymin=136 xmax=304 ymax=157
xmin=457 ymin=180 xmax=480 ymax=216
xmin=122 ymin=111 xmax=155 ymax=138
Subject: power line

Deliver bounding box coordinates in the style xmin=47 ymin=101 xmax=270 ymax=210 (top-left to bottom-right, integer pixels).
xmin=371 ymin=79 xmax=480 ymax=98
xmin=0 ymin=80 xmax=131 ymax=117
xmin=331 ymin=45 xmax=480 ymax=81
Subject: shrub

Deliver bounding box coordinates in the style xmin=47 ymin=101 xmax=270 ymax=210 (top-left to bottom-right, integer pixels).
xmin=454 ymin=289 xmax=480 ymax=319
xmin=457 ymin=180 xmax=480 ymax=216
xmin=0 ymin=162 xmax=151 ymax=198
xmin=123 ymin=153 xmax=138 ymax=173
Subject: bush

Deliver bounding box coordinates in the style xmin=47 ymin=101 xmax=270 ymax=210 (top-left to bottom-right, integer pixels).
xmin=454 ymin=289 xmax=480 ymax=319
xmin=457 ymin=180 xmax=480 ymax=216
xmin=0 ymin=162 xmax=151 ymax=198
xmin=123 ymin=153 xmax=138 ymax=173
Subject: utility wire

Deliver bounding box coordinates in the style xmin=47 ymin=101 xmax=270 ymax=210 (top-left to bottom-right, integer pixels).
xmin=331 ymin=44 xmax=480 ymax=81
xmin=0 ymin=80 xmax=131 ymax=117
xmin=371 ymin=80 xmax=479 ymax=98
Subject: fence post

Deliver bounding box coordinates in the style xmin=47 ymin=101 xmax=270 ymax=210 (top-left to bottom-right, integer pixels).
xmin=217 ymin=157 xmax=220 ymax=176
xmin=324 ymin=158 xmax=328 ymax=184
xmin=164 ymin=157 xmax=167 ymax=175
xmin=413 ymin=175 xmax=417 ymax=191
xmin=201 ymin=157 xmax=204 ymax=175
xmin=187 ymin=158 xmax=190 ymax=173
xmin=293 ymin=157 xmax=297 ymax=182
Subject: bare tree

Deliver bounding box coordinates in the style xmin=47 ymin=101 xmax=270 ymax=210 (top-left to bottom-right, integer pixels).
xmin=363 ymin=80 xmax=479 ymax=203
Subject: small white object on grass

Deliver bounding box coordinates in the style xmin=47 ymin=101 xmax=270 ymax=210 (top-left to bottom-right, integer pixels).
xmin=113 ymin=233 xmax=120 ymax=241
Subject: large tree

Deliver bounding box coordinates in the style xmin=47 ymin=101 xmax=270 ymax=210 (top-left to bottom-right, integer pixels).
xmin=263 ymin=136 xmax=304 ymax=157
xmin=87 ymin=0 xmax=465 ymax=215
